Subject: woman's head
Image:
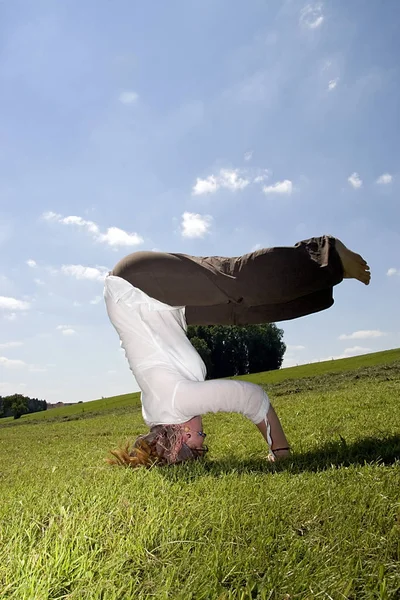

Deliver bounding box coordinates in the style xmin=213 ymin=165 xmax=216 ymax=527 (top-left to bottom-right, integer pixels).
xmin=107 ymin=424 xmax=208 ymax=468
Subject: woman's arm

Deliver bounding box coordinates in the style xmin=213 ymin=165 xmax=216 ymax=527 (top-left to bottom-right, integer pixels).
xmin=256 ymin=404 xmax=290 ymax=461
xmin=174 ymin=378 xmax=289 ymax=459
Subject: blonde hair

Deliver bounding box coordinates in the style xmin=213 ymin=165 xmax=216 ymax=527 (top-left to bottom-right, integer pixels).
xmin=106 ymin=424 xmax=204 ymax=469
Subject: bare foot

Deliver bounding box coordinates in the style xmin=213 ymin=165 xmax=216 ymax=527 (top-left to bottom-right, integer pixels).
xmin=267 ymin=448 xmax=291 ymax=463
xmin=335 ymin=239 xmax=371 ymax=285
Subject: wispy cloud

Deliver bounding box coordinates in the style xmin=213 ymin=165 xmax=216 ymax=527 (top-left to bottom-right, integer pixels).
xmin=300 ymin=3 xmax=324 ymax=29
xmin=57 ymin=325 xmax=77 ymax=336
xmin=342 ymin=346 xmax=372 ymax=356
xmin=328 ymin=78 xmax=339 ymax=91
xmin=254 ymin=169 xmax=271 ymax=184
xmin=26 ymin=259 xmax=37 ymax=268
xmin=193 ymin=169 xmax=250 ymax=195
xmin=376 ymin=173 xmax=393 ymax=185
xmin=60 ymin=265 xmax=109 ymax=282
xmin=0 ymin=341 xmax=23 ymax=349
xmin=348 ymin=172 xmax=362 ymax=189
xmin=0 ymin=356 xmax=27 ymax=369
xmin=0 ymin=355 xmax=46 ymax=372
xmin=34 ymin=278 xmax=44 ymax=286
xmin=181 ymin=212 xmax=213 ymax=238
xmin=339 ymin=330 xmax=387 ymax=340
xmin=244 ymin=151 xmax=253 ymax=162
xmin=263 ymin=180 xmax=293 ymax=195
xmin=119 ymin=91 xmax=139 ymax=104
xmin=42 ymin=212 xmax=144 ymax=248
xmin=286 ymin=344 xmax=306 ymax=351
xmin=90 ymin=296 xmax=103 ymax=305
xmin=313 ymin=346 xmax=372 ymax=363
xmin=387 ymin=268 xmax=399 ymax=277
xmin=0 ymin=296 xmax=30 ymax=311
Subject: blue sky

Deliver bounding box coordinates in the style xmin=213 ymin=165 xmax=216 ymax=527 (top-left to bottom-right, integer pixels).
xmin=1 ymin=0 xmax=399 ymax=404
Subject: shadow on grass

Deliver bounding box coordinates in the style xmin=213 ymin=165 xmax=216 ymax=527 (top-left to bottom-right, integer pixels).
xmin=160 ymin=434 xmax=400 ymax=481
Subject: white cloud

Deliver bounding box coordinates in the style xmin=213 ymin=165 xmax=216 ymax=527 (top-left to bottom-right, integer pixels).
xmin=254 ymin=169 xmax=271 ymax=184
xmin=73 ymin=301 xmax=82 ymax=307
xmin=192 ymin=169 xmax=249 ymax=195
xmin=342 ymin=346 xmax=372 ymax=357
xmin=42 ymin=211 xmax=60 ymax=221
xmin=59 ymin=215 xmax=99 ymax=234
xmin=263 ymin=180 xmax=293 ymax=195
xmin=98 ymin=227 xmax=143 ymax=247
xmin=61 ymin=265 xmax=109 ymax=282
xmin=339 ymin=330 xmax=387 ymax=341
xmin=90 ymin=296 xmax=102 ymax=305
xmin=0 ymin=356 xmax=46 ymax=373
xmin=62 ymin=329 xmax=76 ymax=336
xmin=42 ymin=212 xmax=143 ymax=248
xmin=57 ymin=325 xmax=76 ymax=336
xmin=119 ymin=91 xmax=139 ymax=104
xmin=251 ymin=243 xmax=262 ymax=252
xmin=220 ymin=169 xmax=250 ymax=191
xmin=193 ymin=175 xmax=219 ymax=195
xmin=300 ymin=3 xmax=324 ymax=29
xmin=376 ymin=173 xmax=393 ymax=185
xmin=0 ymin=341 xmax=23 ymax=349
xmin=34 ymin=278 xmax=44 ymax=286
xmin=244 ymin=151 xmax=253 ymax=162
xmin=0 ymin=356 xmax=27 ymax=369
xmin=181 ymin=212 xmax=213 ymax=238
xmin=387 ymin=268 xmax=398 ymax=277
xmin=0 ymin=296 xmax=30 ymax=311
xmin=26 ymin=259 xmax=37 ymax=268
xmin=348 ymin=172 xmax=362 ymax=189
xmin=328 ymin=78 xmax=339 ymax=91
xmin=312 ymin=346 xmax=373 ymax=362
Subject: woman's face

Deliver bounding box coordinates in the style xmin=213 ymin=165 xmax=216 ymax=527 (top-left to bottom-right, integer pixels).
xmin=185 ymin=430 xmax=206 ymax=450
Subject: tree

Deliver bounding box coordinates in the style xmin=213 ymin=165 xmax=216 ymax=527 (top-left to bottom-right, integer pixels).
xmin=11 ymin=397 xmax=28 ymax=420
xmin=0 ymin=394 xmax=47 ymax=419
xmin=187 ymin=324 xmax=286 ymax=379
xmin=189 ymin=336 xmax=213 ymax=375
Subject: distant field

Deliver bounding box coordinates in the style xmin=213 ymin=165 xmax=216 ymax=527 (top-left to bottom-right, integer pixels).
xmin=1 ymin=349 xmax=399 ymax=599
xmin=3 ymin=347 xmax=399 ymax=425
xmin=238 ymin=347 xmax=400 ymax=385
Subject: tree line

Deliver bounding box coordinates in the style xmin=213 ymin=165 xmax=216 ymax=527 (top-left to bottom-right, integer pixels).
xmin=187 ymin=324 xmax=286 ymax=379
xmin=0 ymin=325 xmax=285 ymax=419
xmin=0 ymin=394 xmax=47 ymax=420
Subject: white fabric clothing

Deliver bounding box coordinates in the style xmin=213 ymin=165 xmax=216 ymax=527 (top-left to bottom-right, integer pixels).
xmin=103 ymin=275 xmax=270 ymax=428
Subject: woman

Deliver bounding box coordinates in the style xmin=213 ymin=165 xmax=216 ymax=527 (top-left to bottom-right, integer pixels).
xmin=104 ymin=235 xmax=370 ymax=468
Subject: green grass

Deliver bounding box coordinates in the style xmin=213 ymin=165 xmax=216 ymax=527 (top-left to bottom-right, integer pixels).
xmin=237 ymin=347 xmax=400 ymax=385
xmin=4 ymin=347 xmax=400 ymax=426
xmin=1 ymin=349 xmax=400 ymax=599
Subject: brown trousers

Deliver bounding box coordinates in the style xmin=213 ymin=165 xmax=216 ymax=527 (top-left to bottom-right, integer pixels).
xmin=110 ymin=235 xmax=344 ymax=325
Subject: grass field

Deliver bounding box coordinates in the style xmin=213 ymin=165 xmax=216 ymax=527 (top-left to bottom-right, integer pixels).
xmin=1 ymin=349 xmax=399 ymax=599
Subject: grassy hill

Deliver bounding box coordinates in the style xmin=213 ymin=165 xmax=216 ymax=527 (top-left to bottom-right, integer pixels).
xmin=1 ymin=348 xmax=399 ymax=598
xmin=2 ymin=347 xmax=399 ymax=426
